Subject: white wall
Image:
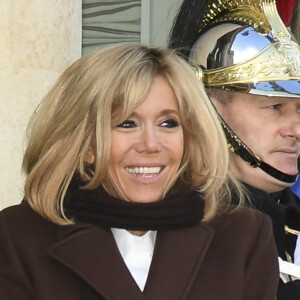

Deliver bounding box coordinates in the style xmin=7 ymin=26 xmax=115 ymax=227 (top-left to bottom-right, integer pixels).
xmin=0 ymin=0 xmax=82 ymax=210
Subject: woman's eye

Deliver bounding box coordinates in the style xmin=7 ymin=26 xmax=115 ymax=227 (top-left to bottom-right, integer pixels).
xmin=160 ymin=119 xmax=180 ymax=128
xmin=116 ymin=120 xmax=136 ymax=128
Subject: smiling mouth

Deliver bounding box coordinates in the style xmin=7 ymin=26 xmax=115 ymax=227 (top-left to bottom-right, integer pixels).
xmin=124 ymin=166 xmax=163 ymax=177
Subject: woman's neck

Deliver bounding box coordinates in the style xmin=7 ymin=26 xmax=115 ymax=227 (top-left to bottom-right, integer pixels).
xmin=129 ymin=230 xmax=147 ymax=236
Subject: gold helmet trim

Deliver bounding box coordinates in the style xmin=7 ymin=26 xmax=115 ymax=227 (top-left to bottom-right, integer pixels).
xmin=199 ymin=0 xmax=271 ymax=34
xmin=203 ymin=41 xmax=300 ymax=86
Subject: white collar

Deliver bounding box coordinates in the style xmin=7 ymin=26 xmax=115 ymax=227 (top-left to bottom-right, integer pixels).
xmin=111 ymin=228 xmax=157 ymax=290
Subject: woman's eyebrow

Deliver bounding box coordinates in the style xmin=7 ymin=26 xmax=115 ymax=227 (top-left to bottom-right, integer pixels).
xmin=130 ymin=109 xmax=180 ymax=118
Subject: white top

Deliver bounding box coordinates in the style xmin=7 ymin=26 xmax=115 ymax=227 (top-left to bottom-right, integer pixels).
xmin=111 ymin=228 xmax=157 ymax=291
xmin=279 ymin=257 xmax=300 ymax=282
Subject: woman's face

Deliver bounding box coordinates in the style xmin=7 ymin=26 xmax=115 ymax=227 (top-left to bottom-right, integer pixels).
xmin=107 ymin=75 xmax=184 ymax=203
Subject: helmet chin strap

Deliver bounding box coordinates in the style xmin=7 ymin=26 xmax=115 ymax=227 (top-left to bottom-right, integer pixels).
xmin=217 ymin=111 xmax=298 ymax=184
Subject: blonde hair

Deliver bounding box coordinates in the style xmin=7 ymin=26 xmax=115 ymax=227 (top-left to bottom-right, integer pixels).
xmin=23 ymin=43 xmax=243 ymax=225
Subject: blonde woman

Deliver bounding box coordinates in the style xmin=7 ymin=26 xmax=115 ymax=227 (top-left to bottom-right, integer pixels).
xmin=0 ymin=44 xmax=278 ymax=299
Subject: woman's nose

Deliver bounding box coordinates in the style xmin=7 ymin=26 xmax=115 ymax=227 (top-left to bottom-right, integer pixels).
xmin=135 ymin=126 xmax=162 ymax=153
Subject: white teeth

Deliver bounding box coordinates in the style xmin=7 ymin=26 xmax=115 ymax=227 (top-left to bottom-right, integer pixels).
xmin=125 ymin=166 xmax=162 ymax=175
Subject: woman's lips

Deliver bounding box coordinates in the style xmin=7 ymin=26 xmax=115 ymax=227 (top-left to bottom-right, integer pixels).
xmin=125 ymin=166 xmax=163 ymax=176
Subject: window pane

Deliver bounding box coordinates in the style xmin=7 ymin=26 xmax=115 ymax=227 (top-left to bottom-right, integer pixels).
xmin=82 ymin=0 xmax=141 ymax=55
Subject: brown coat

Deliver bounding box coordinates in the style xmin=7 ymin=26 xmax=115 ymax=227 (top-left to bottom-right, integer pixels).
xmin=0 ymin=202 xmax=278 ymax=299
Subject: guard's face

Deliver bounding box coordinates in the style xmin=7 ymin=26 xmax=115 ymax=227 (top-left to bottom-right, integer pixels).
xmin=213 ymin=92 xmax=300 ymax=193
xmin=107 ymin=75 xmax=184 ymax=203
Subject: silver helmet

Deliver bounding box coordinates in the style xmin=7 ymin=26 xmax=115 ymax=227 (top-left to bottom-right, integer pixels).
xmin=189 ymin=0 xmax=300 ymax=98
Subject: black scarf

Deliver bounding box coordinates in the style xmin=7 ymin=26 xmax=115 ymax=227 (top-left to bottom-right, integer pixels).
xmin=64 ymin=181 xmax=205 ymax=231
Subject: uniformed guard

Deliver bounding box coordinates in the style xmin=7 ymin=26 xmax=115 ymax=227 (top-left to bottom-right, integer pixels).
xmin=169 ymin=0 xmax=300 ymax=298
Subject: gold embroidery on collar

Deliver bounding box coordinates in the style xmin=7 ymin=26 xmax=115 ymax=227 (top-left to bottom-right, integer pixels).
xmin=285 ymin=225 xmax=299 ymax=236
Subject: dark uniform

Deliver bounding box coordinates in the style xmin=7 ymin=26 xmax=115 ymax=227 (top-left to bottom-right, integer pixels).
xmin=245 ymin=186 xmax=300 ymax=299
xmin=243 ymin=185 xmax=300 ymax=261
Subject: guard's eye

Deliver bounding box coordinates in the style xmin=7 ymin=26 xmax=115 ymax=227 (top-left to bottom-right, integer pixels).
xmin=270 ymin=104 xmax=281 ymax=110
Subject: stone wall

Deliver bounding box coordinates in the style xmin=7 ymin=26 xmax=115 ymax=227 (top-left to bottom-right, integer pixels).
xmin=0 ymin=0 xmax=82 ymax=209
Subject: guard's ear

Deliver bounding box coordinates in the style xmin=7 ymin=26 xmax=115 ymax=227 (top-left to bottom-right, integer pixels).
xmin=84 ymin=147 xmax=95 ymax=164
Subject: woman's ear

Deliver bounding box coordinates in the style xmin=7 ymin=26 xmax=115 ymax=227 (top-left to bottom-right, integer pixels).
xmin=84 ymin=147 xmax=95 ymax=164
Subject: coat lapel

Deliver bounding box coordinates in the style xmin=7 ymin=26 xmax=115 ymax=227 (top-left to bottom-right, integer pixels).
xmin=49 ymin=222 xmax=213 ymax=300
xmin=49 ymin=224 xmax=145 ymax=300
xmin=144 ymin=223 xmax=214 ymax=300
